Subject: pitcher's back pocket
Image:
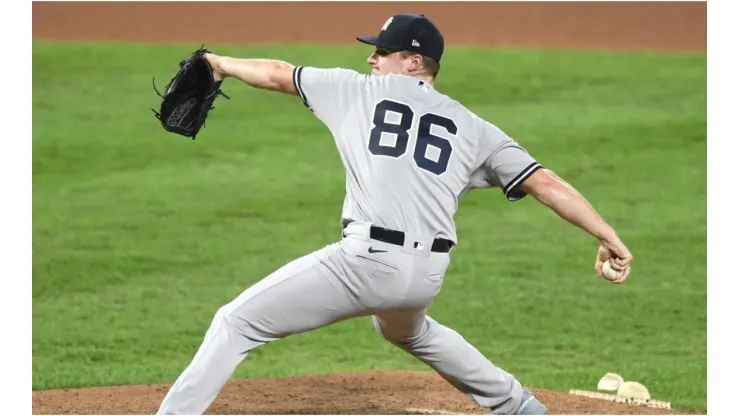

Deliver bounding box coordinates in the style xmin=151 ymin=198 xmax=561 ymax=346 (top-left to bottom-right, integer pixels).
xmin=355 ymin=254 xmax=399 ymax=276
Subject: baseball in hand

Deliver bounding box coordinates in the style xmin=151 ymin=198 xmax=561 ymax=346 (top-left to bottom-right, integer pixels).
xmin=601 ymin=260 xmax=622 ymax=281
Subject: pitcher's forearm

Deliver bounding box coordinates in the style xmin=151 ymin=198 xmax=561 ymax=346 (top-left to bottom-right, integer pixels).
xmin=538 ymin=185 xmax=615 ymax=242
xmin=209 ymin=55 xmax=297 ymax=94
xmin=520 ymin=170 xmax=616 ymax=243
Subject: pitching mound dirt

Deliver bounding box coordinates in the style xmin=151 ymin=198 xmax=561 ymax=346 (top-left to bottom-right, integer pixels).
xmin=32 ymin=370 xmax=690 ymax=415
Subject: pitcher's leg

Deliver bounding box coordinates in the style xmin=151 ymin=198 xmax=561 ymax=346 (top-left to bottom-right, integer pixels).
xmin=373 ymin=310 xmax=536 ymax=414
xmin=158 ymin=244 xmax=363 ymax=415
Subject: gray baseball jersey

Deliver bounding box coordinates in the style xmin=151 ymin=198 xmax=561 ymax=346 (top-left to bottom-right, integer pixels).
xmin=157 ymin=66 xmax=544 ymax=416
xmin=293 ymin=66 xmax=542 ymax=244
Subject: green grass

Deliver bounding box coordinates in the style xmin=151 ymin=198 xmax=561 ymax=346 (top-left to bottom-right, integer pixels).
xmin=32 ymin=40 xmax=707 ymax=411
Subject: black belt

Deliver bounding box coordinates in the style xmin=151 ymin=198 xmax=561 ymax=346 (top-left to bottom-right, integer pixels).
xmin=341 ymin=219 xmax=454 ymax=253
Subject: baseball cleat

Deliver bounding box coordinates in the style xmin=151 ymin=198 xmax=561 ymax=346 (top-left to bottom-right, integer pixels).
xmin=490 ymin=389 xmax=547 ymax=415
xmin=515 ymin=389 xmax=547 ymax=415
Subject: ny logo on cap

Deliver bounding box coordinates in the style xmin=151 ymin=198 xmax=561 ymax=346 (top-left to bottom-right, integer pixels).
xmin=381 ymin=17 xmax=393 ymax=31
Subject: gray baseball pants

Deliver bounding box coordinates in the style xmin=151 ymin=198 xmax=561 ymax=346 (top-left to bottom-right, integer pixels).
xmin=156 ymin=220 xmax=524 ymax=415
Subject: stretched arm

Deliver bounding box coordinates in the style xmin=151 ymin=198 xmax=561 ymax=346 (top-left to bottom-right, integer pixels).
xmin=204 ymin=53 xmax=297 ymax=95
xmin=519 ymin=168 xmax=633 ymax=283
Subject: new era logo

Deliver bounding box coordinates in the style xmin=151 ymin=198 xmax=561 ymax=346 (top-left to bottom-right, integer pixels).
xmin=412 ymin=39 xmax=421 ymax=47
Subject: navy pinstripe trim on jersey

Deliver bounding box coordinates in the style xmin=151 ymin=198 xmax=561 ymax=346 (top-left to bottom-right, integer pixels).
xmin=504 ymin=162 xmax=542 ymax=201
xmin=292 ymin=66 xmax=310 ymax=109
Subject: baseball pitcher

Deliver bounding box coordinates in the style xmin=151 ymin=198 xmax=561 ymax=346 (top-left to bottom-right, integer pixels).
xmin=155 ymin=13 xmax=633 ymax=415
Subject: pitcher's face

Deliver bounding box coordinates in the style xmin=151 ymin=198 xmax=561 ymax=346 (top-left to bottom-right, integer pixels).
xmin=366 ymin=48 xmax=412 ymax=76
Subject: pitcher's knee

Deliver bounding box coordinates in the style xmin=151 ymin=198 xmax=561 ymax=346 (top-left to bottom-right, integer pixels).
xmin=222 ymin=308 xmax=256 ymax=338
xmin=206 ymin=302 xmax=251 ymax=337
xmin=213 ymin=304 xmax=229 ymax=322
xmin=223 ymin=302 xmax=282 ymax=345
xmin=204 ymin=304 xmax=231 ymax=335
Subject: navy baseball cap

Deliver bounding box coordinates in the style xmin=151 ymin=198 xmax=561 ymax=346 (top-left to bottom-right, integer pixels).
xmin=356 ymin=14 xmax=445 ymax=63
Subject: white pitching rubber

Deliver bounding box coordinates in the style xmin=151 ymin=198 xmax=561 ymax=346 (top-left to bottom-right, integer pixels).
xmin=597 ymin=372 xmax=624 ymax=392
xmin=568 ymin=389 xmax=670 ymax=410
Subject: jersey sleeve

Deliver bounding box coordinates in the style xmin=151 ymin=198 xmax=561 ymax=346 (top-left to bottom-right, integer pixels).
xmin=480 ymin=120 xmax=543 ymax=201
xmin=292 ymin=66 xmax=368 ymax=130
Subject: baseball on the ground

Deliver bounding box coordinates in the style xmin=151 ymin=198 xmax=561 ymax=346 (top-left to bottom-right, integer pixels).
xmin=601 ymin=260 xmax=622 ymax=281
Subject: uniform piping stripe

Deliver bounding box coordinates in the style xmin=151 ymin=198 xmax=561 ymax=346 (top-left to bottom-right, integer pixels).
xmin=504 ymin=162 xmax=542 ymax=198
xmin=293 ymin=66 xmax=310 ymax=109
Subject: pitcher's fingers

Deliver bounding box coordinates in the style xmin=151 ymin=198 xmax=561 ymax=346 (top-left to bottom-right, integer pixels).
xmin=610 ymin=261 xmax=627 ymax=272
xmin=613 ymin=256 xmax=632 ymax=268
xmin=595 ymin=261 xmax=605 ymax=278
xmin=612 ymin=265 xmax=631 ymax=284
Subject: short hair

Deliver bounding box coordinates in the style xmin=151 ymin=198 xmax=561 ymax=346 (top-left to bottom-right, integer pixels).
xmin=400 ymin=50 xmax=440 ymax=79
